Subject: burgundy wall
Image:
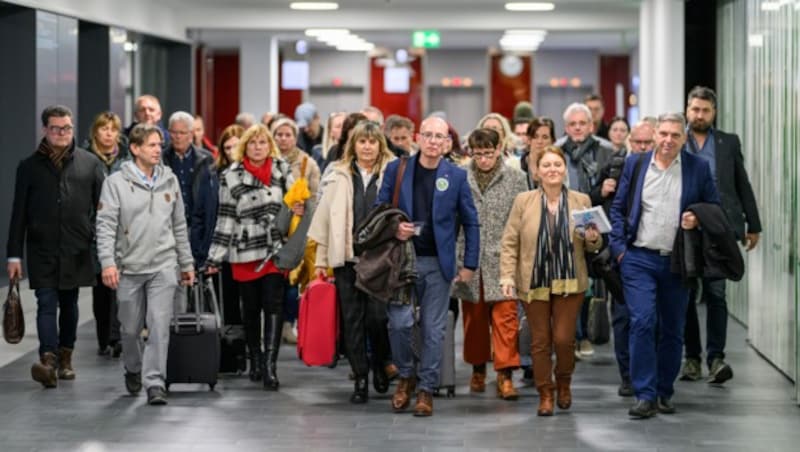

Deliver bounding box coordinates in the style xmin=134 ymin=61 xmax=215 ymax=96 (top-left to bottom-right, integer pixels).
xmin=490 ymin=54 xmax=532 ymax=119
xmin=369 ymin=56 xmax=423 ymax=126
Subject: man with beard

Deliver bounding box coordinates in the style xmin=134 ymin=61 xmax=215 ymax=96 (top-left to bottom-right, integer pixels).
xmin=679 ymin=86 xmax=761 ymax=385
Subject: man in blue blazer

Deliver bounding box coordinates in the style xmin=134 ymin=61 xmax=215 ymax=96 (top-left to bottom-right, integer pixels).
xmin=609 ymin=113 xmax=719 ymax=419
xmin=377 ymin=116 xmax=480 ymax=417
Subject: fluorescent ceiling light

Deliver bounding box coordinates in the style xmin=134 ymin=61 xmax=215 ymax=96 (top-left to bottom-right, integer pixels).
xmin=305 ymin=28 xmax=350 ymax=37
xmin=318 ymin=34 xmax=366 ymax=45
xmin=505 ymin=2 xmax=555 ymax=12
xmin=290 ymin=2 xmax=339 ymax=10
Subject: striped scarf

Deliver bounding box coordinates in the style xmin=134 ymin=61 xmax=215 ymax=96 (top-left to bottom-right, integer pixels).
xmin=37 ymin=138 xmax=71 ymax=170
xmin=529 ymin=187 xmax=578 ymax=301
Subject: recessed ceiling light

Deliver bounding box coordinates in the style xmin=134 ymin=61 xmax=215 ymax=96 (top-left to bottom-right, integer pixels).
xmin=505 ymin=2 xmax=555 ymax=12
xmin=290 ymin=2 xmax=339 ymax=11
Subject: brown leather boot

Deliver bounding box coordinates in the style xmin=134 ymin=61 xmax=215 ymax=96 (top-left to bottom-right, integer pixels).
xmin=470 ymin=370 xmax=487 ymax=393
xmin=413 ymin=390 xmax=433 ymax=417
xmin=31 ymin=352 xmax=58 ymax=388
xmin=391 ymin=376 xmax=416 ymax=412
xmin=57 ymin=347 xmax=76 ymax=380
xmin=496 ymin=370 xmax=519 ymax=401
xmin=556 ymin=380 xmax=572 ymax=409
xmin=537 ymin=386 xmax=555 ymax=416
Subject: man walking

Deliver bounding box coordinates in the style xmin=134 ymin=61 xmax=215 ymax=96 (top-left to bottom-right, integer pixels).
xmin=7 ymin=105 xmax=105 ymax=388
xmin=96 ymin=124 xmax=195 ymax=405
xmin=610 ymin=113 xmax=719 ymax=419
xmin=680 ymin=86 xmax=762 ymax=384
xmin=377 ymin=116 xmax=480 ymax=417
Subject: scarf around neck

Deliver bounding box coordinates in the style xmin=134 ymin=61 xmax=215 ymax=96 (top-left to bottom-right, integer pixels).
xmin=472 ymin=158 xmax=503 ymax=193
xmin=529 ymin=187 xmax=578 ymax=301
xmin=563 ymin=137 xmax=598 ymax=193
xmin=37 ymin=138 xmax=72 ymax=170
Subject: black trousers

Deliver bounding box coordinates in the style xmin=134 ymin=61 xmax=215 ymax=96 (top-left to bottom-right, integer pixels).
xmin=214 ymin=262 xmax=242 ymax=325
xmin=239 ymin=273 xmax=286 ymax=352
xmin=334 ymin=263 xmax=390 ymax=377
xmin=92 ymin=273 xmax=121 ymax=350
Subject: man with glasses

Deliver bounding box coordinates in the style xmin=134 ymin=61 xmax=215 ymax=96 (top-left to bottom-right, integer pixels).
xmin=161 ymin=111 xmax=217 ymax=274
xmin=7 ymin=105 xmax=105 ymax=388
xmin=555 ymin=103 xmax=615 ymax=359
xmin=377 ymin=116 xmax=480 ymax=417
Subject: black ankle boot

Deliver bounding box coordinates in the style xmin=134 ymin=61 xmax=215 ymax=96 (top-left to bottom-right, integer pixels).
xmin=263 ymin=314 xmax=282 ymax=391
xmin=372 ymin=363 xmax=389 ymax=394
xmin=248 ymin=351 xmax=263 ymax=382
xmin=351 ymin=375 xmax=369 ymax=404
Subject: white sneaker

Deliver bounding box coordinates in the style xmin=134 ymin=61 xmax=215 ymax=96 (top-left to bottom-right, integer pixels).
xmin=579 ymin=339 xmax=595 ymax=356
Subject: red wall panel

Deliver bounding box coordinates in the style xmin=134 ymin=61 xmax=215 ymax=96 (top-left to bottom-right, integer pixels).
xmin=369 ymin=57 xmax=423 ymax=126
xmin=599 ymin=55 xmax=631 ymax=121
xmin=211 ymin=53 xmax=240 ymax=143
xmin=490 ymin=55 xmax=531 ymax=120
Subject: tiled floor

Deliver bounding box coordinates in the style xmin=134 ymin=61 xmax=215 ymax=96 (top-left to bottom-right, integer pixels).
xmin=0 ymin=290 xmax=798 ymax=451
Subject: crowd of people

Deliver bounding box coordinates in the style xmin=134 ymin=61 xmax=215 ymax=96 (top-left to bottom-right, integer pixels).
xmin=6 ymin=87 xmax=761 ymax=419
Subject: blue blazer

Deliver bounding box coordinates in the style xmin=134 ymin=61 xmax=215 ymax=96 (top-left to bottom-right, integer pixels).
xmin=377 ymin=154 xmax=480 ymax=281
xmin=609 ymin=150 xmax=720 ymax=259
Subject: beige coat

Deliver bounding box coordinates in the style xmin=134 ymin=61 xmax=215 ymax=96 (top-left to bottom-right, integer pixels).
xmin=308 ymin=161 xmax=389 ymax=269
xmin=499 ymin=188 xmax=602 ymax=302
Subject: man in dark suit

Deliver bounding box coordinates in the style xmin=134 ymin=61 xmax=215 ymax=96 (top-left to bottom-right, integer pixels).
xmin=679 ymin=86 xmax=762 ymax=384
xmin=377 ymin=116 xmax=480 ymax=417
xmin=610 ymin=113 xmax=720 ymax=419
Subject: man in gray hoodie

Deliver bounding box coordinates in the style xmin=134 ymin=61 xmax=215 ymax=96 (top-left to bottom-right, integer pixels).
xmin=96 ymin=123 xmax=195 ymax=406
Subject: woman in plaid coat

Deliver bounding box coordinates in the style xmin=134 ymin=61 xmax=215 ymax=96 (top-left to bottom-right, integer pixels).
xmin=206 ymin=124 xmax=297 ymax=390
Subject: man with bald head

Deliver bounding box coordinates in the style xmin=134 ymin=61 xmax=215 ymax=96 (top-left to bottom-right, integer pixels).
xmin=377 ymin=116 xmax=480 ymax=417
xmin=125 ymin=94 xmax=170 ymax=148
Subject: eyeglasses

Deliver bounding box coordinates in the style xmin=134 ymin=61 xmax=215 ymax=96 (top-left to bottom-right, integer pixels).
xmin=48 ymin=125 xmax=73 ymax=134
xmin=420 ymin=132 xmax=450 ymax=142
xmin=472 ymin=152 xmax=497 ymax=160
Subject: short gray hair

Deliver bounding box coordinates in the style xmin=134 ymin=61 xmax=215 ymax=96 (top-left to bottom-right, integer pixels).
xmin=270 ymin=117 xmax=298 ymax=137
xmin=656 ymin=112 xmax=687 ymax=130
xmin=168 ymin=111 xmax=194 ymax=130
xmin=563 ymin=102 xmax=592 ymax=122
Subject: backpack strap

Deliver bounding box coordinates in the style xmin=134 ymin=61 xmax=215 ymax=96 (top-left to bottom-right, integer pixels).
xmin=392 ymin=157 xmax=408 ymax=208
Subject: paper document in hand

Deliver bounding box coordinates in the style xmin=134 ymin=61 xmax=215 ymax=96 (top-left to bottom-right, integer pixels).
xmin=571 ymin=206 xmax=612 ymax=233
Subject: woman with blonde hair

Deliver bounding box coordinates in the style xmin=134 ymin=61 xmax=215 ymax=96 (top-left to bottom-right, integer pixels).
xmin=312 ymin=111 xmax=346 ymax=169
xmin=500 ymin=146 xmax=602 ymax=416
xmin=308 ymin=121 xmax=396 ymax=403
xmin=84 ymin=111 xmax=129 ymax=357
xmin=206 ymin=124 xmax=297 ymax=390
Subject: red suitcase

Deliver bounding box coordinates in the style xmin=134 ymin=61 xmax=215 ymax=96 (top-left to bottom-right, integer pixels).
xmin=297 ymin=276 xmax=339 ymax=367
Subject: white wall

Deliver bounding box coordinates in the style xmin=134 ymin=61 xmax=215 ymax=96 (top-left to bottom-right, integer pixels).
xmin=425 ymin=49 xmax=489 ymax=87
xmin=309 ymin=49 xmax=368 ymax=87
xmin=239 ymin=32 xmax=277 ymax=116
xmin=5 ymin=0 xmax=187 ymax=41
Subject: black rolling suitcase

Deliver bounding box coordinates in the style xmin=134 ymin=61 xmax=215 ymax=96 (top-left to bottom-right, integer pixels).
xmin=166 ymin=277 xmax=221 ymax=391
xmin=215 ymin=273 xmax=247 ymax=374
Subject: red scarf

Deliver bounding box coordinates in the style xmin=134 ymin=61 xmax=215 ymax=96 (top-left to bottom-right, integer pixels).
xmin=243 ymin=157 xmax=272 ymax=186
xmin=232 ymin=156 xmax=281 ymax=282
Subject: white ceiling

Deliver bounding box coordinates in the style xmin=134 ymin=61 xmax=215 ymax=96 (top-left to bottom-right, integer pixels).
xmin=178 ymin=0 xmax=641 ymax=51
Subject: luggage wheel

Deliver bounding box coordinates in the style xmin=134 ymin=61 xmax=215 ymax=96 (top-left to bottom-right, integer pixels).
xmin=446 ymin=387 xmax=455 ymax=398
xmin=209 ymin=383 xmax=216 ymax=391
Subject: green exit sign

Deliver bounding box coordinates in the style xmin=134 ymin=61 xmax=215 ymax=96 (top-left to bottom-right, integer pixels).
xmin=413 ymin=30 xmax=440 ymax=48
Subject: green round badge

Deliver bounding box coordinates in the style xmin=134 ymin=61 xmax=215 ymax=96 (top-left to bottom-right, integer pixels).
xmin=436 ymin=177 xmax=449 ymax=192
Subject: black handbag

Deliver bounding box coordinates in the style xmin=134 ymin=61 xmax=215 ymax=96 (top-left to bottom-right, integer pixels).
xmin=3 ymin=278 xmax=25 ymax=344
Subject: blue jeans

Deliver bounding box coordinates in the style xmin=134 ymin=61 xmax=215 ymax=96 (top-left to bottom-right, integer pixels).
xmin=387 ymin=256 xmax=450 ymax=393
xmin=621 ymin=247 xmax=689 ymax=402
xmin=611 ymin=298 xmax=630 ymax=383
xmin=684 ymin=278 xmax=727 ymax=368
xmin=35 ymin=288 xmax=80 ymax=356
